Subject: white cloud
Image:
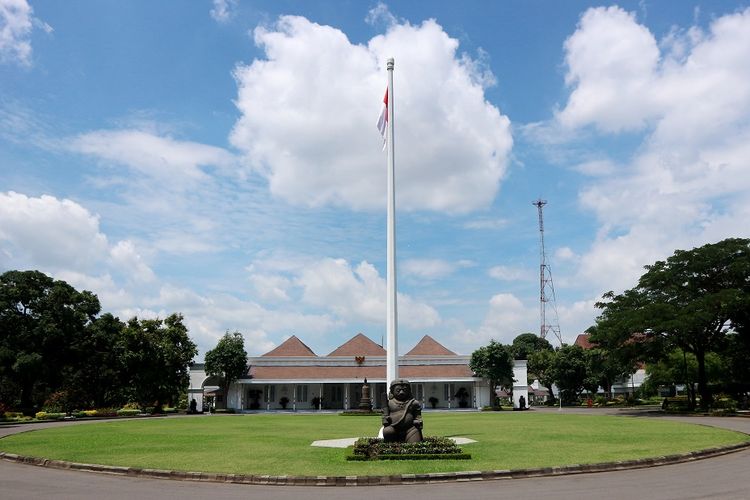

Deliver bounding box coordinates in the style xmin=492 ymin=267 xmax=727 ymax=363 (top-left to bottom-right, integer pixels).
xmin=572 ymin=159 xmax=617 ymax=177
xmin=554 ymin=246 xmax=578 ymax=262
xmin=455 ymin=293 xmax=536 ymax=346
xmin=70 ymin=129 xmax=236 ymax=187
xmin=109 ymin=240 xmax=156 ymax=284
xmin=210 ymin=0 xmax=236 ymax=23
xmin=0 ymin=0 xmax=49 ymax=66
xmin=230 ymin=14 xmax=512 ymax=213
xmin=246 ymin=253 xmax=441 ymax=329
xmin=557 ymin=6 xmax=660 ymax=132
xmin=0 ymin=191 xmax=109 ymax=272
xmin=557 ymin=298 xmax=598 ymax=342
xmin=488 ymin=265 xmax=527 ymax=282
xmin=554 ymin=6 xmax=750 ymax=294
xmin=401 ymin=258 xmax=455 ymax=279
xmin=295 ymin=258 xmax=440 ymax=329
xmin=249 ymin=273 xmax=291 ymax=302
xmin=463 ymin=217 xmax=508 ymax=230
xmin=0 ymin=191 xmax=158 ymax=288
xmin=365 ymin=2 xmax=397 ymax=28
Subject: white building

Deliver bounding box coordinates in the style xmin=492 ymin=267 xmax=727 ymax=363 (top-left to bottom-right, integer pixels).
xmin=189 ymin=334 xmax=526 ymax=412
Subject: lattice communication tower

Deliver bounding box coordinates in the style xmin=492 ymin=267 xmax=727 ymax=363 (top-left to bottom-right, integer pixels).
xmin=533 ymin=199 xmax=562 ymax=345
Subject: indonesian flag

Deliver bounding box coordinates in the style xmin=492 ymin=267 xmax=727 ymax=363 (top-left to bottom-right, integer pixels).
xmin=376 ymin=88 xmax=388 ymax=149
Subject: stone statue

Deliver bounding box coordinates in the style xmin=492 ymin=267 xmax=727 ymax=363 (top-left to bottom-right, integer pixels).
xmin=382 ymin=379 xmax=423 ymax=443
xmin=358 ymin=378 xmax=372 ymax=411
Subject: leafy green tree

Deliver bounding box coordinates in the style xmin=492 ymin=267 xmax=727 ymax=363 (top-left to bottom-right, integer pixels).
xmin=528 ymin=348 xmax=557 ymax=403
xmin=122 ymin=314 xmax=197 ymax=411
xmin=65 ymin=313 xmax=128 ymax=408
xmin=511 ymin=332 xmax=553 ymax=360
xmin=204 ymin=331 xmax=248 ymax=408
xmin=581 ymin=345 xmax=633 ymax=399
xmin=642 ymin=349 xmax=725 ymax=401
xmin=595 ymin=238 xmax=750 ymax=409
xmin=470 ymin=340 xmax=514 ymax=405
xmin=0 ymin=270 xmax=100 ymax=410
xmin=549 ymin=344 xmax=588 ymax=404
xmin=719 ymin=332 xmax=750 ymax=404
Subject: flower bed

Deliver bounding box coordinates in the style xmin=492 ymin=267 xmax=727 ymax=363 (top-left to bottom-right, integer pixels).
xmin=347 ymin=436 xmax=471 ymax=461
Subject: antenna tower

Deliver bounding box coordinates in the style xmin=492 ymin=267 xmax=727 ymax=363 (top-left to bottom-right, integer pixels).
xmin=533 ymin=199 xmax=562 ymax=345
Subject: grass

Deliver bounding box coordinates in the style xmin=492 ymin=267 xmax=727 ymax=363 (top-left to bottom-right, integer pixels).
xmin=0 ymin=412 xmax=747 ymax=476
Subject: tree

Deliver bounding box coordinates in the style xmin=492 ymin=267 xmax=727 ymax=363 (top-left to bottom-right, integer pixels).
xmin=204 ymin=331 xmax=248 ymax=409
xmin=122 ymin=314 xmax=197 ymax=411
xmin=528 ymin=348 xmax=557 ymax=403
xmin=549 ymin=345 xmax=588 ymax=404
xmin=587 ymin=323 xmax=646 ymax=399
xmin=642 ymin=348 xmax=725 ymax=401
xmin=470 ymin=340 xmax=514 ymax=406
xmin=0 ymin=270 xmax=100 ymax=411
xmin=511 ymin=332 xmax=553 ymax=360
xmin=66 ymin=313 xmax=128 ymax=408
xmin=595 ymin=238 xmax=750 ymax=410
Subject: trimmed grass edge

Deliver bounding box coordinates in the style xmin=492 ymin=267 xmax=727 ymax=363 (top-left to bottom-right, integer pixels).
xmin=2 ymin=440 xmax=749 ymax=486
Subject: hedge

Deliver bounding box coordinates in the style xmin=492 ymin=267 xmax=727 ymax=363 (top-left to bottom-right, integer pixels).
xmin=350 ymin=436 xmax=471 ymax=461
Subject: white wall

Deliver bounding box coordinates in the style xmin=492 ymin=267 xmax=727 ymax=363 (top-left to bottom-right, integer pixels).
xmin=512 ymin=359 xmax=529 ymax=409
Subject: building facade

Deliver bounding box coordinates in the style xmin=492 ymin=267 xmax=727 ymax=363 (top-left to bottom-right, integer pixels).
xmin=189 ymin=333 xmax=525 ymax=412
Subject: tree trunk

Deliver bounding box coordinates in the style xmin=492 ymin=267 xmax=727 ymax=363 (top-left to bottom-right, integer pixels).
xmin=696 ymin=349 xmax=712 ymax=410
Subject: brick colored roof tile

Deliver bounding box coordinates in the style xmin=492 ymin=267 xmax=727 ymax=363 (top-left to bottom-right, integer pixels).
xmin=261 ymin=335 xmax=317 ymax=357
xmin=327 ymin=333 xmax=386 ymax=357
xmin=249 ymin=364 xmax=473 ymax=380
xmin=405 ymin=335 xmax=456 ymax=356
xmin=574 ymin=334 xmax=596 ymax=350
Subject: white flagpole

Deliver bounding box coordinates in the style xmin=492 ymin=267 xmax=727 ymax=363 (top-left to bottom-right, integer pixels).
xmin=386 ymin=57 xmax=398 ymax=389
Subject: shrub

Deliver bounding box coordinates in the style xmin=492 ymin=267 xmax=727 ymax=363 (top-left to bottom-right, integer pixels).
xmin=116 ymin=409 xmax=140 ymax=417
xmin=349 ymin=436 xmax=470 ymax=461
xmin=481 ymin=406 xmax=503 ymax=411
xmin=711 ymin=395 xmax=737 ymax=414
xmin=94 ymin=408 xmax=119 ymax=417
xmin=35 ymin=411 xmax=66 ymax=420
xmin=662 ymin=396 xmax=693 ymax=413
xmin=121 ymin=402 xmax=141 ymax=410
xmin=213 ymin=408 xmax=235 ymax=414
xmin=162 ymin=407 xmax=178 ymax=414
xmin=41 ymin=390 xmax=87 ymax=414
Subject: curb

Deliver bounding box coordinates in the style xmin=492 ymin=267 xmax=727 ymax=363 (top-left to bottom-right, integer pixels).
xmin=2 ymin=440 xmax=749 ymax=487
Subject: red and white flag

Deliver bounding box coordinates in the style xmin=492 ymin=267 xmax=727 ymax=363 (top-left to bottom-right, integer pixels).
xmin=376 ymin=88 xmax=388 ymax=149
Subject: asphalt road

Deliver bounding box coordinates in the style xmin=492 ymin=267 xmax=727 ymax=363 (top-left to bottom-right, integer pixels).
xmin=1 ymin=409 xmax=749 ymax=500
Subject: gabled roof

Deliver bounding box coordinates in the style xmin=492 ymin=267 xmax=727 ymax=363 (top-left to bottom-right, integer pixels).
xmin=574 ymin=333 xmax=596 ymax=350
xmin=405 ymin=335 xmax=456 ymax=356
xmin=261 ymin=335 xmax=317 ymax=357
xmin=327 ymin=333 xmax=386 ymax=357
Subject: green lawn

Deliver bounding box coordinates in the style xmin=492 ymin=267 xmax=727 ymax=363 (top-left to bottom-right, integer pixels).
xmin=0 ymin=413 xmax=747 ymax=476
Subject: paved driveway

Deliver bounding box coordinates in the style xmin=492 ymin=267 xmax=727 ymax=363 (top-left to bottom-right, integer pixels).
xmin=1 ymin=409 xmax=749 ymax=500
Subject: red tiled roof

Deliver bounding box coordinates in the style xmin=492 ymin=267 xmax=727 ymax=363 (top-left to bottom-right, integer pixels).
xmin=574 ymin=333 xmax=596 ymax=349
xmin=327 ymin=333 xmax=386 ymax=357
xmin=249 ymin=364 xmax=473 ymax=380
xmin=405 ymin=335 xmax=456 ymax=356
xmin=261 ymin=335 xmax=317 ymax=357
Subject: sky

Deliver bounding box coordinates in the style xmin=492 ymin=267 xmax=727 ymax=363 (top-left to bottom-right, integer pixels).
xmin=2 ymin=0 xmax=750 ymax=359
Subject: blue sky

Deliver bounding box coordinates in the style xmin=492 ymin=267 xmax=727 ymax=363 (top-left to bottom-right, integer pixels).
xmin=2 ymin=1 xmax=749 ymax=358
